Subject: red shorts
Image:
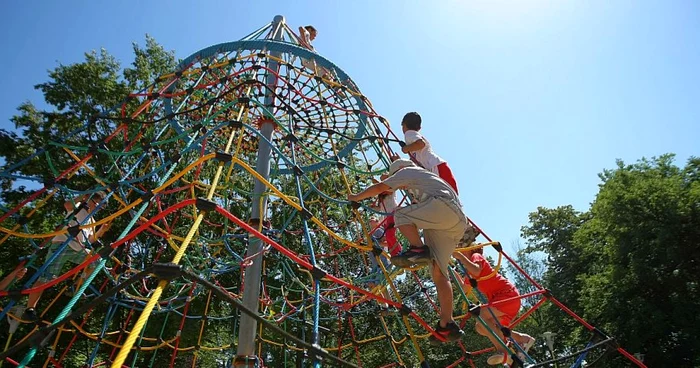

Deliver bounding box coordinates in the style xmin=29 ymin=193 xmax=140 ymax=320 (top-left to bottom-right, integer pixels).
xmin=489 ymin=288 xmax=521 ymax=326
xmin=437 ymin=162 xmax=458 ymax=194
xmin=383 ymin=215 xmax=400 ymax=256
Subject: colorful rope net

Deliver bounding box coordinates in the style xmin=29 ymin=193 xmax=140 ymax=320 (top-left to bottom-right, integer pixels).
xmin=0 ymin=17 xmax=646 ymax=368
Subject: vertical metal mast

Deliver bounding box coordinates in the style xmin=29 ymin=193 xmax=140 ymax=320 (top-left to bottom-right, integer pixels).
xmin=235 ymin=14 xmax=285 ymax=367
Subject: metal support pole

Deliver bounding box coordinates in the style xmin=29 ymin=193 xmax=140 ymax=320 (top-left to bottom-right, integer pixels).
xmin=235 ymin=14 xmax=285 ymax=368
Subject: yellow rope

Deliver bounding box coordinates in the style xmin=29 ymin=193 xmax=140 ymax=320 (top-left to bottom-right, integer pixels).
xmin=454 ymin=241 xmax=505 ymax=281
xmin=191 ymin=289 xmax=214 ymax=367
xmin=110 ymin=91 xmax=250 ymax=368
xmin=0 ymin=332 xmax=13 ymax=368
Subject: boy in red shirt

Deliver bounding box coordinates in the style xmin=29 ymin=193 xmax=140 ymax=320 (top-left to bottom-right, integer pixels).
xmin=454 ymin=247 xmax=536 ymax=365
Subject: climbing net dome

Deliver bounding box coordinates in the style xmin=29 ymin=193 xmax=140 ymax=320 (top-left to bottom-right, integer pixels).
xmin=0 ymin=16 xmax=646 ymax=368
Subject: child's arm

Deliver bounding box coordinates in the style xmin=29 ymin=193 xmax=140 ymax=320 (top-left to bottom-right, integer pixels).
xmin=0 ymin=273 xmax=14 ymax=290
xmin=88 ymin=222 xmax=112 ymax=244
xmin=0 ymin=268 xmax=26 ymax=291
xmin=298 ymin=27 xmax=311 ymax=49
xmin=348 ymin=183 xmax=392 ymax=202
xmin=401 ymin=138 xmax=425 ymax=153
xmin=453 ymin=251 xmax=482 ymax=277
xmin=64 ymin=194 xmax=90 ymax=212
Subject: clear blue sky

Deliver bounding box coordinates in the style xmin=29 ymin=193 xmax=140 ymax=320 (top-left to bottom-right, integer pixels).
xmin=1 ymin=1 xmax=698 ymax=251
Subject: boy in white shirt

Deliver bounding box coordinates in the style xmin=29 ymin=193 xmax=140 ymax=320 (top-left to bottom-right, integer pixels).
xmin=401 ymin=112 xmax=459 ymax=194
xmin=23 ymin=192 xmax=111 ymax=321
xmin=297 ymin=25 xmax=334 ymax=80
xmin=298 ymin=25 xmax=317 ymax=51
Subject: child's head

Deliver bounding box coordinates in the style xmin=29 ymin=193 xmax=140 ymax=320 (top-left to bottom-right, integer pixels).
xmin=401 ymin=112 xmax=421 ymax=133
xmin=304 ymin=25 xmax=317 ymax=40
xmin=468 ymin=247 xmax=484 ymax=257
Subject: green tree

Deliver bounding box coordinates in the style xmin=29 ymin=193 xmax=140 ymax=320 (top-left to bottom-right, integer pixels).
xmin=0 ymin=36 xmax=178 ymax=368
xmin=577 ymin=155 xmax=700 ymax=367
xmin=520 ymin=204 xmax=593 ymax=352
xmin=520 ymin=155 xmax=700 ymax=367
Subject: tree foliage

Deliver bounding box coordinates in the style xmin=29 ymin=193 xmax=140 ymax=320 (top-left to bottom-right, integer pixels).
xmin=520 ymin=154 xmax=700 ymax=367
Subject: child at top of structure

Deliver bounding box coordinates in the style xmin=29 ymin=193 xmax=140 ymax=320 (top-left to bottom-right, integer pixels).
xmin=400 ymin=112 xmax=459 ymax=194
xmin=298 ymin=25 xmax=317 ymax=51
xmin=297 ymin=25 xmax=333 ymax=80
xmin=453 ymin=246 xmax=535 ymax=365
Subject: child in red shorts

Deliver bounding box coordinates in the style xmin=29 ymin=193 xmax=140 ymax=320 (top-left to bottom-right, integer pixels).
xmin=370 ymin=177 xmax=400 ymax=256
xmin=373 ymin=193 xmax=400 ymax=256
xmin=454 ymin=247 xmax=535 ymax=365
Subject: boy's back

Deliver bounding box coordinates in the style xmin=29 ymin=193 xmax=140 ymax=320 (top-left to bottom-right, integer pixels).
xmin=403 ymin=129 xmax=445 ymax=174
xmin=400 ymin=112 xmax=459 ymax=193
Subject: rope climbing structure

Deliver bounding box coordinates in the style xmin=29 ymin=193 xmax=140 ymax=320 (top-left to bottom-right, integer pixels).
xmin=0 ymin=15 xmax=647 ymax=368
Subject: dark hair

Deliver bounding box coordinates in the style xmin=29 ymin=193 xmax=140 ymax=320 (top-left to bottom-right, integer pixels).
xmin=471 ymin=247 xmax=484 ymax=255
xmin=305 ymin=25 xmax=317 ymax=34
xmin=402 ymin=112 xmax=421 ymax=130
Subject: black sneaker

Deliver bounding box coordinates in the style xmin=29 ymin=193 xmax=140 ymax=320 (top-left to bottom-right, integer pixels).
xmin=429 ymin=321 xmax=464 ymax=345
xmin=22 ymin=308 xmax=38 ymax=322
xmin=390 ymin=246 xmax=431 ymax=268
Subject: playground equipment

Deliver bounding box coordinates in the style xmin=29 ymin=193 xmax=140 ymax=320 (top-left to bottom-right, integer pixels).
xmin=0 ymin=15 xmax=646 ymax=368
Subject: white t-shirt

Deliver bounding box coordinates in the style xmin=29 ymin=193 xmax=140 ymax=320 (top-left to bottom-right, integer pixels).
xmin=403 ymin=130 xmax=445 ymax=174
xmin=52 ymin=205 xmax=95 ymax=252
xmin=299 ymin=28 xmax=315 ymax=51
xmin=377 ymin=193 xmax=398 ymax=214
xmin=299 ymin=28 xmax=333 ymax=78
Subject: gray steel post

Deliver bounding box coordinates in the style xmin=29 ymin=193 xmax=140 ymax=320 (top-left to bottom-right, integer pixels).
xmin=235 ymin=14 xmax=285 ymax=367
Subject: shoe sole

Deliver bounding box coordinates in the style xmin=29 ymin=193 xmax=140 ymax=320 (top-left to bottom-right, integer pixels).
xmin=390 ymin=255 xmax=432 ymax=268
xmin=487 ymin=355 xmax=513 ymax=366
xmin=428 ymin=331 xmax=464 ymax=345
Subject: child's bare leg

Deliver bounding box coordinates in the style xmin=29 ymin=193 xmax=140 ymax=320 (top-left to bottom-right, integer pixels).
xmin=475 ymin=308 xmax=510 ymax=354
xmin=396 ymin=223 xmax=422 ymax=246
xmin=26 ymin=283 xmax=45 ymax=310
xmin=0 ymin=268 xmax=25 ymax=290
xmin=378 ymin=286 xmax=390 ymax=309
xmin=431 ymin=261 xmax=454 ymax=327
xmin=76 ymin=262 xmax=96 ymax=293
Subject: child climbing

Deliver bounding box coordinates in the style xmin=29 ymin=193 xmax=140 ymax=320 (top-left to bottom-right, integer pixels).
xmin=369 ymin=177 xmax=400 ymax=256
xmin=348 ymin=159 xmax=468 ymax=343
xmin=297 ymin=24 xmax=333 ymax=79
xmin=453 ymin=246 xmax=536 ymax=365
xmin=23 ymin=192 xmax=112 ymax=322
xmin=298 ymin=25 xmax=317 ymax=51
xmin=400 ymin=112 xmax=459 ymax=193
